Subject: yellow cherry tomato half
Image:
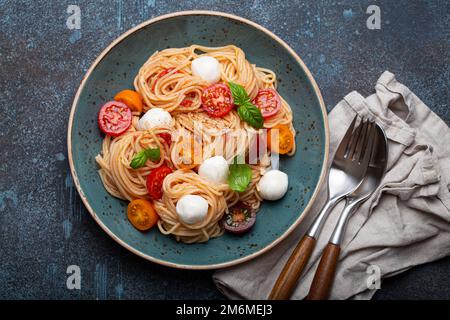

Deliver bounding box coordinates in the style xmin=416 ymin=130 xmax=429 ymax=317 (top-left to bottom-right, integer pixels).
xmin=127 ymin=199 xmax=158 ymax=231
xmin=114 ymin=89 xmax=143 ymax=113
xmin=174 ymin=135 xmax=199 ymax=170
xmin=267 ymin=124 xmax=294 ymax=155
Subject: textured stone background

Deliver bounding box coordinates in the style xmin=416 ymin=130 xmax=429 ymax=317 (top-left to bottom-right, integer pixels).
xmin=0 ymin=0 xmax=449 ymax=299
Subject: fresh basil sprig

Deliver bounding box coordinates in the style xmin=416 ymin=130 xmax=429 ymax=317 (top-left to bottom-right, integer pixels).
xmin=130 ymin=147 xmax=160 ymax=169
xmin=228 ymin=156 xmax=252 ymax=192
xmin=228 ymin=82 xmax=263 ymax=129
xmin=237 ymin=102 xmax=264 ymax=129
xmin=228 ymin=81 xmax=250 ymax=106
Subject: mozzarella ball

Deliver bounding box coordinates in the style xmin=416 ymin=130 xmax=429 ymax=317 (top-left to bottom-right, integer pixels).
xmin=198 ymin=156 xmax=229 ymax=184
xmin=257 ymin=170 xmax=289 ymax=201
xmin=138 ymin=108 xmax=172 ymax=130
xmin=176 ymin=195 xmax=209 ymax=224
xmin=191 ymin=56 xmax=221 ymax=84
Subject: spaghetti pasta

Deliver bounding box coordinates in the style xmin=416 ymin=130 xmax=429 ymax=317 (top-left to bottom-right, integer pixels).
xmin=154 ymin=170 xmax=238 ymax=243
xmin=96 ymin=44 xmax=295 ymax=243
xmin=96 ymin=122 xmax=173 ymax=201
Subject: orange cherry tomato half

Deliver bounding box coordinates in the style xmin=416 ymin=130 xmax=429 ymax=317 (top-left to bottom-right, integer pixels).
xmin=114 ymin=89 xmax=143 ymax=113
xmin=267 ymin=124 xmax=294 ymax=155
xmin=175 ymin=135 xmax=199 ymax=170
xmin=98 ymin=101 xmax=132 ymax=137
xmin=127 ymin=199 xmax=158 ymax=231
xmin=146 ymin=165 xmax=173 ymax=200
xmin=201 ymin=84 xmax=234 ymax=118
xmin=252 ymin=88 xmax=281 ymax=119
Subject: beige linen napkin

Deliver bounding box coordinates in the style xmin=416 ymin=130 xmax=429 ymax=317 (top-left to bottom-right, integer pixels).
xmin=213 ymin=71 xmax=450 ymax=300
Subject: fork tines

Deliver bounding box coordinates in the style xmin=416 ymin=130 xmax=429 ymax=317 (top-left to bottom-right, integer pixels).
xmin=337 ymin=115 xmax=376 ymax=164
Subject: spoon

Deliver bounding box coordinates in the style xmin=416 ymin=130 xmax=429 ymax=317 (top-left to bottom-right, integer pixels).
xmin=307 ymin=122 xmax=388 ymax=300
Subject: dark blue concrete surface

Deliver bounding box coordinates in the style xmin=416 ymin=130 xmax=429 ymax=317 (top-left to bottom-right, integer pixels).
xmin=0 ymin=0 xmax=448 ymax=299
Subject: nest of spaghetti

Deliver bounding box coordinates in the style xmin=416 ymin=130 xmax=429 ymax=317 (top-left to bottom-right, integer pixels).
xmin=94 ymin=44 xmax=294 ymax=243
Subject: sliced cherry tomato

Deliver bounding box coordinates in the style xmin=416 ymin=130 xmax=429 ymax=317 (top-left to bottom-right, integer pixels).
xmin=173 ymin=135 xmax=199 ymax=170
xmin=151 ymin=68 xmax=180 ymax=91
xmin=180 ymin=92 xmax=196 ymax=108
xmin=222 ymin=203 xmax=256 ymax=234
xmin=127 ymin=199 xmax=158 ymax=231
xmin=252 ymin=88 xmax=281 ymax=119
xmin=180 ymin=99 xmax=193 ymax=108
xmin=158 ymin=133 xmax=172 ymax=145
xmin=146 ymin=165 xmax=173 ymax=200
xmin=114 ymin=89 xmax=143 ymax=113
xmin=98 ymin=101 xmax=132 ymax=137
xmin=201 ymin=84 xmax=234 ymax=118
xmin=267 ymin=124 xmax=294 ymax=155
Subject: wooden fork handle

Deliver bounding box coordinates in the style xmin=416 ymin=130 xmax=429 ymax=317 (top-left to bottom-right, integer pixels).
xmin=268 ymin=235 xmax=316 ymax=300
xmin=307 ymin=243 xmax=341 ymax=300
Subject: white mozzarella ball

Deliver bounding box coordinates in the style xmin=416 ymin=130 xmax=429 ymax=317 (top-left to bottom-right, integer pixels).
xmin=176 ymin=195 xmax=209 ymax=225
xmin=191 ymin=56 xmax=221 ymax=84
xmin=257 ymin=170 xmax=289 ymax=201
xmin=198 ymin=156 xmax=229 ymax=184
xmin=138 ymin=108 xmax=172 ymax=130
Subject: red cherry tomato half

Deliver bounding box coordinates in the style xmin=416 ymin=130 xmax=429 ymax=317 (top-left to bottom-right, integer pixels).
xmin=201 ymin=84 xmax=234 ymax=118
xmin=146 ymin=165 xmax=173 ymax=200
xmin=97 ymin=101 xmax=132 ymax=137
xmin=180 ymin=99 xmax=193 ymax=108
xmin=151 ymin=68 xmax=180 ymax=91
xmin=252 ymin=88 xmax=281 ymax=119
xmin=180 ymin=92 xmax=196 ymax=108
xmin=222 ymin=202 xmax=256 ymax=234
xmin=158 ymin=133 xmax=172 ymax=145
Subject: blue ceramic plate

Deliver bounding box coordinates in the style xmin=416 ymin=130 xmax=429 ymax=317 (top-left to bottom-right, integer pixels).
xmin=68 ymin=11 xmax=329 ymax=269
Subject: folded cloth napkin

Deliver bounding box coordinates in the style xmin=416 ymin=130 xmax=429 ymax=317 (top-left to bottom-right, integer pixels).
xmin=213 ymin=71 xmax=450 ymax=300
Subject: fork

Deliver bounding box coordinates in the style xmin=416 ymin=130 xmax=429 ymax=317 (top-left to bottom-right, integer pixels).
xmin=307 ymin=122 xmax=386 ymax=300
xmin=269 ymin=116 xmax=375 ymax=300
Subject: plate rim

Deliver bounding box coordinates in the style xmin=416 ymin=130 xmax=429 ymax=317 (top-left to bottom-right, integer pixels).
xmin=67 ymin=10 xmax=330 ymax=270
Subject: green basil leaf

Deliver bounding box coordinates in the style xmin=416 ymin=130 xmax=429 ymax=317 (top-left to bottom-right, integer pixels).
xmin=228 ymin=81 xmax=250 ymax=106
xmin=145 ymin=147 xmax=160 ymax=162
xmin=130 ymin=147 xmax=160 ymax=169
xmin=228 ymin=156 xmax=252 ymax=192
xmin=130 ymin=150 xmax=148 ymax=169
xmin=237 ymin=102 xmax=264 ymax=129
xmin=228 ymin=82 xmax=264 ymax=129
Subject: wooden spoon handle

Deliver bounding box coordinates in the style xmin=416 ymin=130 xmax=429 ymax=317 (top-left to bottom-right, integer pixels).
xmin=268 ymin=235 xmax=316 ymax=300
xmin=307 ymin=243 xmax=341 ymax=300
